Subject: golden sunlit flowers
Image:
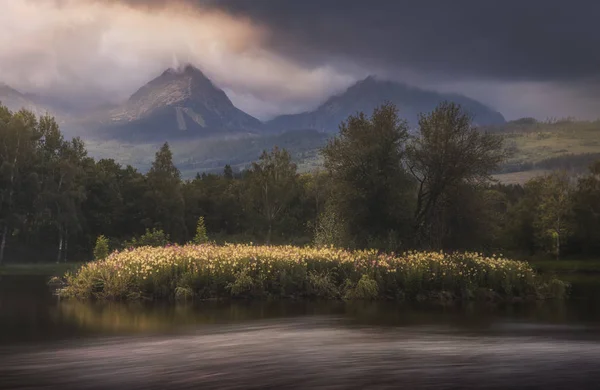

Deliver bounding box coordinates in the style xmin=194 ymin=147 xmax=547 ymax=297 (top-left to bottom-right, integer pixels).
xmin=57 ymin=244 xmax=567 ymax=302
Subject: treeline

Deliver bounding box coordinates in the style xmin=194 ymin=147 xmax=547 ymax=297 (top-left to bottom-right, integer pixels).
xmin=1 ymin=101 xmax=599 ymax=264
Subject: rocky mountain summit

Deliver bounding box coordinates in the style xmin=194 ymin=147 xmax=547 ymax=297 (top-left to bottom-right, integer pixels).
xmin=92 ymin=64 xmax=262 ymax=141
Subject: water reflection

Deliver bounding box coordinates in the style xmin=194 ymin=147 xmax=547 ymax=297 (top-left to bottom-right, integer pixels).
xmin=2 ymin=275 xmax=600 ymax=343
xmin=54 ymin=299 xmax=575 ymax=333
xmin=3 ymin=317 xmax=600 ymax=390
xmin=2 ymin=275 xmax=600 ymax=389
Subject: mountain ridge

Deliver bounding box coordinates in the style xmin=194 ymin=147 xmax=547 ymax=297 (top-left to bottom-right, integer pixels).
xmin=86 ymin=64 xmax=263 ymax=141
xmin=0 ymin=83 xmax=58 ymax=117
xmin=266 ymin=75 xmax=506 ymax=133
xmin=2 ymin=66 xmax=506 ymax=142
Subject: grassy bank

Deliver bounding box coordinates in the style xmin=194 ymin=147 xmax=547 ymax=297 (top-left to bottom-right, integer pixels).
xmin=529 ymin=259 xmax=600 ymax=274
xmin=56 ymin=244 xmax=567 ymax=303
xmin=0 ymin=263 xmax=84 ymax=276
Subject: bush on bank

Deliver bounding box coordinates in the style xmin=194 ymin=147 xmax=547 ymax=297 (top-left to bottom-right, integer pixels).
xmin=56 ymin=244 xmax=568 ymax=302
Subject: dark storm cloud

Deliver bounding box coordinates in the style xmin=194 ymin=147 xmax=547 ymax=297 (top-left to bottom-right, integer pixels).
xmin=203 ymin=0 xmax=600 ymax=83
xmin=3 ymin=0 xmax=600 ymax=120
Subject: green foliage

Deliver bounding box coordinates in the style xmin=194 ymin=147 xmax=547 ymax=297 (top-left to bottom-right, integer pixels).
xmin=58 ymin=244 xmax=566 ymax=302
xmin=407 ymin=101 xmax=506 ymax=248
xmin=307 ymin=271 xmax=339 ymax=299
xmin=4 ymin=100 xmax=600 ymax=266
xmin=144 ymin=142 xmax=187 ymax=242
xmin=247 ymin=147 xmax=299 ymax=244
xmin=537 ymin=278 xmax=570 ymax=300
xmin=93 ymin=235 xmax=110 ymax=260
xmin=125 ymin=228 xmax=170 ymax=248
xmin=314 ymin=206 xmax=349 ymax=248
xmin=192 ymin=216 xmax=209 ymax=244
xmin=533 ymin=171 xmax=574 ymax=260
xmin=505 ymin=172 xmax=575 ymax=259
xmin=487 ymin=118 xmax=600 ymax=179
xmin=344 ymin=274 xmax=379 ymax=300
xmin=0 ymin=106 xmax=88 ymax=264
xmin=571 ymin=161 xmax=600 ymax=254
xmin=321 ymin=103 xmax=414 ymax=250
xmin=227 ymin=270 xmax=258 ymax=298
xmin=223 ymin=164 xmax=234 ymax=180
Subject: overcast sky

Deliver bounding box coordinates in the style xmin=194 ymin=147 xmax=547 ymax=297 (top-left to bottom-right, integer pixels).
xmin=1 ymin=0 xmax=600 ymax=120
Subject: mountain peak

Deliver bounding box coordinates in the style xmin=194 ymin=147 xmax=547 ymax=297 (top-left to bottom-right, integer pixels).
xmin=102 ymin=63 xmax=262 ymax=140
xmin=266 ymin=77 xmax=505 ymax=133
xmin=127 ymin=64 xmax=216 ymax=108
xmin=162 ymin=63 xmax=208 ymax=79
xmin=0 ymin=82 xmax=19 ymax=93
xmin=358 ymin=75 xmax=378 ymax=84
xmin=0 ymin=82 xmax=58 ymax=116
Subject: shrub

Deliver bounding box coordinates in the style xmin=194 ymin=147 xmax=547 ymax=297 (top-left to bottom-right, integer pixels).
xmin=58 ymin=244 xmax=567 ymax=303
xmin=228 ymin=270 xmax=258 ymax=298
xmin=125 ymin=228 xmax=170 ymax=248
xmin=538 ymin=278 xmax=570 ymax=299
xmin=93 ymin=235 xmax=110 ymax=260
xmin=175 ymin=286 xmax=194 ymax=300
xmin=345 ymin=274 xmax=379 ymax=300
xmin=307 ymin=271 xmax=339 ymax=299
xmin=314 ymin=208 xmax=349 ymax=248
xmin=192 ymin=216 xmax=209 ymax=244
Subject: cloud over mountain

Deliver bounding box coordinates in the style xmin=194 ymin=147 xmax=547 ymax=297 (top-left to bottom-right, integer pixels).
xmin=1 ymin=0 xmax=600 ymax=120
xmin=0 ymin=0 xmax=357 ymax=119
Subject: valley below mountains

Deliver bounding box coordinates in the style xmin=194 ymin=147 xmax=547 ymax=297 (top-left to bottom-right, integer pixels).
xmin=4 ymin=64 xmax=599 ymax=182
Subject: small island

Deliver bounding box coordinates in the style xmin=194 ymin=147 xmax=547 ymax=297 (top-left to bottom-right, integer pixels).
xmin=57 ymin=243 xmax=566 ymax=302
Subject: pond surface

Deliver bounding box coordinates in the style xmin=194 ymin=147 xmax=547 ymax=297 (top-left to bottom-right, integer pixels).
xmin=1 ymin=274 xmax=600 ymax=389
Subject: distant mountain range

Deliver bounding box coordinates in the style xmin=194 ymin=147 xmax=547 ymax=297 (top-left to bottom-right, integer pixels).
xmin=266 ymin=76 xmax=505 ymax=133
xmin=1 ymin=64 xmax=505 ymax=142
xmin=0 ymin=83 xmax=58 ymax=117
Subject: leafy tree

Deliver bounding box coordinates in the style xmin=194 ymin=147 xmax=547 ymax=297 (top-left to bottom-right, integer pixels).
xmin=532 ymin=171 xmax=574 ymax=260
xmin=93 ymin=235 xmax=110 ymax=260
xmin=321 ymin=102 xmax=414 ymax=249
xmin=437 ymin=183 xmax=509 ymax=251
xmin=126 ymin=228 xmax=170 ymax=248
xmin=145 ymin=143 xmax=186 ymax=242
xmin=247 ymin=147 xmax=298 ymax=244
xmin=314 ymin=206 xmax=347 ymax=248
xmin=32 ymin=116 xmax=88 ymax=263
xmin=302 ymin=169 xmax=329 ymax=223
xmin=0 ymin=107 xmax=40 ymax=264
xmin=192 ymin=216 xmax=209 ymax=244
xmin=223 ymin=164 xmax=234 ymax=180
xmin=572 ymin=161 xmax=600 ymax=254
xmin=407 ymin=101 xmax=505 ymax=248
xmin=5 ymin=100 xmax=600 ymax=264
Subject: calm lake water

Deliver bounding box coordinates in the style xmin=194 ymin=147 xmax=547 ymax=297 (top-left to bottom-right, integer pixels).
xmin=1 ymin=274 xmax=600 ymax=389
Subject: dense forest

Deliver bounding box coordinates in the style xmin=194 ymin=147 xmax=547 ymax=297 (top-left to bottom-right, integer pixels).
xmin=1 ymin=101 xmax=599 ymax=264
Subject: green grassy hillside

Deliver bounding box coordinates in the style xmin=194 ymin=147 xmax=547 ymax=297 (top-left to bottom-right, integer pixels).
xmin=85 ymin=129 xmax=330 ymax=177
xmin=85 ymin=118 xmax=600 ymax=182
xmin=487 ymin=118 xmax=600 ymax=183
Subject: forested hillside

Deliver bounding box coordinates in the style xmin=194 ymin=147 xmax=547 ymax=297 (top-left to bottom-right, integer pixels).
xmin=2 ymin=102 xmax=600 ymax=264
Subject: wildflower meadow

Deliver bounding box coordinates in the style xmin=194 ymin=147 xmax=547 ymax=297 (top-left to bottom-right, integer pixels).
xmin=57 ymin=244 xmax=568 ymax=302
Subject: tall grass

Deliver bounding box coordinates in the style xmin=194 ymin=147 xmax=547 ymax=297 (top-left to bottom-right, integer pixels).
xmin=57 ymin=244 xmax=567 ymax=302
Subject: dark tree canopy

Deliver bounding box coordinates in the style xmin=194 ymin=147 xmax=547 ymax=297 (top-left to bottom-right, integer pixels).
xmin=407 ymin=101 xmax=506 ymax=247
xmin=321 ymin=102 xmax=414 ymax=249
xmin=1 ymin=101 xmax=600 ymax=263
xmin=145 ymin=142 xmax=187 ymax=242
xmin=248 ymin=147 xmax=299 ymax=244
